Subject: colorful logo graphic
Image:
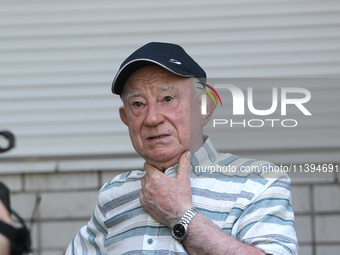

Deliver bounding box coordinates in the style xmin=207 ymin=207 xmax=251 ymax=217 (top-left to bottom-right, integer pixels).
xmin=197 ymin=82 xmax=222 ymax=115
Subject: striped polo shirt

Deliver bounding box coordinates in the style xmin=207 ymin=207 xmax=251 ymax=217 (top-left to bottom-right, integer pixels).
xmin=66 ymin=137 xmax=298 ymax=255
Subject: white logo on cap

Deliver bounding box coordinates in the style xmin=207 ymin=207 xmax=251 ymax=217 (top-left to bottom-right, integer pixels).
xmin=169 ymin=59 xmax=181 ymax=65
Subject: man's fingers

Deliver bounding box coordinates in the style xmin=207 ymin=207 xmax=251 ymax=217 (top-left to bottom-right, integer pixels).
xmin=176 ymin=151 xmax=191 ymax=181
xmin=144 ymin=162 xmax=159 ymax=175
xmin=143 ymin=151 xmax=190 ymax=182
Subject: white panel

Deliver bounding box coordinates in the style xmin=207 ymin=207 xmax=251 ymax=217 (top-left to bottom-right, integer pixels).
xmin=0 ymin=0 xmax=339 ymax=173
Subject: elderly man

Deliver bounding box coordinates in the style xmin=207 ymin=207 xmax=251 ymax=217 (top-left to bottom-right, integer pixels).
xmin=66 ymin=42 xmax=298 ymax=254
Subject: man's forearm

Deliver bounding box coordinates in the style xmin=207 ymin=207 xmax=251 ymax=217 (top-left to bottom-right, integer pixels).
xmin=182 ymin=213 xmax=265 ymax=255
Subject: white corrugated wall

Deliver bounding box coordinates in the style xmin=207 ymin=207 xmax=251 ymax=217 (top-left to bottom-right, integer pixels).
xmin=1 ymin=0 xmax=339 ymax=174
xmin=1 ymin=1 xmax=340 ymax=254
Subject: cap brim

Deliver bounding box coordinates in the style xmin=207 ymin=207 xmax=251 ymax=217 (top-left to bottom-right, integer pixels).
xmin=111 ymin=59 xmax=195 ymax=95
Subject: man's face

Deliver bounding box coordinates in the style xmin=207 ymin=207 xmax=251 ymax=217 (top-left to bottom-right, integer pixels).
xmin=119 ymin=65 xmax=203 ymax=170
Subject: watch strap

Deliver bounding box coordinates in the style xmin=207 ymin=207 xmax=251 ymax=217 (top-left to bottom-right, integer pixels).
xmin=172 ymin=207 xmax=199 ymax=241
xmin=180 ymin=207 xmax=199 ymax=225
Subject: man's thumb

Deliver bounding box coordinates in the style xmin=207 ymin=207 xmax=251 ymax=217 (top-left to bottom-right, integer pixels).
xmin=177 ymin=151 xmax=191 ymax=180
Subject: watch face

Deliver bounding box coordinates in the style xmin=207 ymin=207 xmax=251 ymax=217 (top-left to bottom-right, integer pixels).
xmin=173 ymin=223 xmax=186 ymax=239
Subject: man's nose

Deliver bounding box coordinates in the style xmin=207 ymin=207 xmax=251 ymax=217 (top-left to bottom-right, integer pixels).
xmin=144 ymin=102 xmax=165 ymax=126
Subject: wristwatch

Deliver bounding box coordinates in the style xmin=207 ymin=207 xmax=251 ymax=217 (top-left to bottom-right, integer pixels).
xmin=171 ymin=207 xmax=199 ymax=242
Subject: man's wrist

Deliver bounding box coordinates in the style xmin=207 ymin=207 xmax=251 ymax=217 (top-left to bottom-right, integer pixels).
xmin=171 ymin=207 xmax=199 ymax=242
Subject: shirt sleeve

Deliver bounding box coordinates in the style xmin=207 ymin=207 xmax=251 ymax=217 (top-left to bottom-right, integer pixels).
xmin=232 ymin=176 xmax=299 ymax=255
xmin=65 ymin=199 xmax=108 ymax=254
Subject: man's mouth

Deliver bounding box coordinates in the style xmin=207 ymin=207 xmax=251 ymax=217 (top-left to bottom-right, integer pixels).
xmin=147 ymin=134 xmax=170 ymax=140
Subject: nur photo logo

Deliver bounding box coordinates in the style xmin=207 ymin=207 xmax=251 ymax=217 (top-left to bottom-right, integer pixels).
xmin=198 ymin=82 xmax=312 ymax=128
xmin=197 ymin=82 xmax=223 ymax=115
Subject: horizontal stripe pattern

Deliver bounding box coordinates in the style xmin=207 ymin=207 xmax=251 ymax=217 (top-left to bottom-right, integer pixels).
xmin=66 ymin=137 xmax=298 ymax=255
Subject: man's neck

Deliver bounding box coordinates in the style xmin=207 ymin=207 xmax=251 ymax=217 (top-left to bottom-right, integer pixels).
xmin=145 ymin=135 xmax=206 ymax=172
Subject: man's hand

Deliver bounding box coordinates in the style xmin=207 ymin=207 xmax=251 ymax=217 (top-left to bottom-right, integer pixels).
xmin=139 ymin=153 xmax=266 ymax=255
xmin=140 ymin=151 xmax=192 ymax=228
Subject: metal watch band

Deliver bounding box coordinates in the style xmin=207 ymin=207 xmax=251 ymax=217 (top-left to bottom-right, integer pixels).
xmin=180 ymin=208 xmax=199 ymax=225
xmin=172 ymin=207 xmax=199 ymax=242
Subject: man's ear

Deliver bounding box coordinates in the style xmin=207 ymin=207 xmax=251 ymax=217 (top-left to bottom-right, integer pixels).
xmin=119 ymin=106 xmax=128 ymax=126
xmin=200 ymin=93 xmax=217 ymax=127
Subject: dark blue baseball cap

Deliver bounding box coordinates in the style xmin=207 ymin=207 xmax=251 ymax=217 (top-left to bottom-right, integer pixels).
xmin=111 ymin=42 xmax=206 ymax=95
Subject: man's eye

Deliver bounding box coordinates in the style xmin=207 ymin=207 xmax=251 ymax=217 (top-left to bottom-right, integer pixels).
xmin=163 ymin=96 xmax=173 ymax=102
xmin=133 ymin=102 xmax=143 ymax=107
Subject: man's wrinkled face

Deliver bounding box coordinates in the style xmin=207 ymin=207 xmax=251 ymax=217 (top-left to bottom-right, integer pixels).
xmin=119 ymin=65 xmax=202 ymax=170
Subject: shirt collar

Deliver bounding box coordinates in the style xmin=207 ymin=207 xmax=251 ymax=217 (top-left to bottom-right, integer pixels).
xmin=164 ymin=136 xmax=219 ymax=179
